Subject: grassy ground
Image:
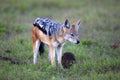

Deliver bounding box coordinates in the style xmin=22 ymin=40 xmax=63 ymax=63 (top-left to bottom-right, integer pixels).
xmin=0 ymin=0 xmax=120 ymax=80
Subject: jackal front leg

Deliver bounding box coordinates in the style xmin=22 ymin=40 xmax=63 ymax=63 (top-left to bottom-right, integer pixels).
xmin=56 ymin=45 xmax=63 ymax=66
xmin=49 ymin=45 xmax=56 ymax=65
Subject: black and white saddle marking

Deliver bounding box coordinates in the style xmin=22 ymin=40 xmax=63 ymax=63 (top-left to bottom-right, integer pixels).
xmin=33 ymin=17 xmax=62 ymax=36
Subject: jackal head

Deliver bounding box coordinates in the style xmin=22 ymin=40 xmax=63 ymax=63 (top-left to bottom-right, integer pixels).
xmin=63 ymin=19 xmax=81 ymax=44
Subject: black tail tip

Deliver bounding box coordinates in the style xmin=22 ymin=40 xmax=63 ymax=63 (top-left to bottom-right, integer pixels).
xmin=39 ymin=42 xmax=45 ymax=56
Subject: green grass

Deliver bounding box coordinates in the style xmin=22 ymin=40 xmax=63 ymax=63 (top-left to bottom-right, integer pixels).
xmin=0 ymin=0 xmax=120 ymax=80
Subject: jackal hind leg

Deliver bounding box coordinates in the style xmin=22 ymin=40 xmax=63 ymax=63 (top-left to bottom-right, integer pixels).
xmin=33 ymin=40 xmax=40 ymax=64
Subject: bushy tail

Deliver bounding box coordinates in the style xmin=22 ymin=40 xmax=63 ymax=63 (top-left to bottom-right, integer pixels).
xmin=39 ymin=42 xmax=45 ymax=56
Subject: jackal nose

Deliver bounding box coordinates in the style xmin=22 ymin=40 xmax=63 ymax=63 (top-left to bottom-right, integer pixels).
xmin=76 ymin=40 xmax=80 ymax=44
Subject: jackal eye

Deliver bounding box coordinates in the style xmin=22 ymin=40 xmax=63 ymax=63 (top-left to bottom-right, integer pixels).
xmin=70 ymin=33 xmax=74 ymax=37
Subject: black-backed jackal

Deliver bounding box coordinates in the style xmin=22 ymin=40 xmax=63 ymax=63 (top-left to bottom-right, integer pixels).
xmin=32 ymin=18 xmax=81 ymax=67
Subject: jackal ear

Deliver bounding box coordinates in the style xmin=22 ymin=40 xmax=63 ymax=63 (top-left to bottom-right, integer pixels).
xmin=64 ymin=19 xmax=70 ymax=29
xmin=75 ymin=20 xmax=81 ymax=30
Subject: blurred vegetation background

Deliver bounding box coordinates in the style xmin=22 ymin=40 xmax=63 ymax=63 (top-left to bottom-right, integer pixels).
xmin=0 ymin=0 xmax=120 ymax=80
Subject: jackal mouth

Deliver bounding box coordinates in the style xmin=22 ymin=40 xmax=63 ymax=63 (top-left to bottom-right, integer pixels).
xmin=73 ymin=40 xmax=80 ymax=44
xmin=67 ymin=38 xmax=80 ymax=44
xmin=75 ymin=40 xmax=80 ymax=44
